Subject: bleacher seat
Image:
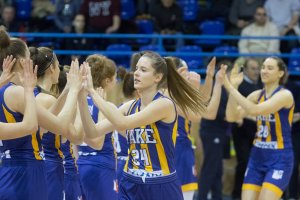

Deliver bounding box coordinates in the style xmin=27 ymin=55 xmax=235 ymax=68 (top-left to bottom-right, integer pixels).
xmin=139 ymin=45 xmax=165 ymax=52
xmin=15 ymin=0 xmax=32 ymax=21
xmin=194 ymin=20 xmax=225 ymax=46
xmin=135 ymin=19 xmax=154 ymax=44
xmin=177 ymin=0 xmax=198 ymax=21
xmin=214 ymin=45 xmax=238 ymax=55
xmin=121 ymin=0 xmax=136 ymax=20
xmin=288 ymin=48 xmax=300 ymax=71
xmin=176 ymin=45 xmax=203 ymax=69
xmin=106 ymin=44 xmax=132 ymax=68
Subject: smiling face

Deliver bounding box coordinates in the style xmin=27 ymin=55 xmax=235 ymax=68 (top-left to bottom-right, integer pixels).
xmin=134 ymin=56 xmax=163 ymax=91
xmin=260 ymin=57 xmax=285 ymax=85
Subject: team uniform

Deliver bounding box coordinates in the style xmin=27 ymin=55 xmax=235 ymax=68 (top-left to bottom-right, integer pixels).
xmin=119 ymin=92 xmax=183 ymax=200
xmin=77 ymin=96 xmax=117 ymax=200
xmin=0 ymin=83 xmax=47 ymax=200
xmin=42 ymin=131 xmax=65 ymax=200
xmin=243 ymin=86 xmax=294 ymax=197
xmin=61 ymin=140 xmax=82 ymax=200
xmin=175 ymin=116 xmax=198 ymax=192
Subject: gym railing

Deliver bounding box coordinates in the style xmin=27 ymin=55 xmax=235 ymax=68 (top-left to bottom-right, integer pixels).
xmin=9 ymin=32 xmax=300 ymax=76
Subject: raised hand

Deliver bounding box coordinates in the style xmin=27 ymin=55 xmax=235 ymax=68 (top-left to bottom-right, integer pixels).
xmin=229 ymin=63 xmax=244 ymax=88
xmin=19 ymin=58 xmax=37 ymax=90
xmin=67 ymin=59 xmax=83 ymax=92
xmin=215 ymin=64 xmax=228 ymax=84
xmin=206 ymin=57 xmax=216 ymax=78
xmin=0 ymin=55 xmax=16 ymax=86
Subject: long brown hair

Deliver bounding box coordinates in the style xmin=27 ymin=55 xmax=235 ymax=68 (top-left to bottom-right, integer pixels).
xmin=86 ymin=54 xmax=116 ymax=88
xmin=0 ymin=28 xmax=28 ymax=71
xmin=142 ymin=52 xmax=207 ymax=115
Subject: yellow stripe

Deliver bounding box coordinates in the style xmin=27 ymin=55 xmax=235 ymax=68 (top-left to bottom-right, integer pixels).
xmin=184 ymin=119 xmax=189 ymax=134
xmin=265 ymin=118 xmax=271 ymax=142
xmin=262 ymin=182 xmax=283 ymax=198
xmin=151 ymin=123 xmax=170 ymax=175
xmin=288 ymin=106 xmax=294 ymax=126
xmin=274 ymin=112 xmax=283 ymax=149
xmin=3 ymin=105 xmax=42 ymax=160
xmin=181 ymin=183 xmax=198 ymax=192
xmin=3 ymin=105 xmax=16 ymax=123
xmin=55 ymin=135 xmax=63 ymax=158
xmin=140 ymin=125 xmax=153 ymax=172
xmin=31 ymin=133 xmax=42 ymax=160
xmin=242 ymin=184 xmax=261 ymax=192
xmin=172 ymin=119 xmax=178 ymax=146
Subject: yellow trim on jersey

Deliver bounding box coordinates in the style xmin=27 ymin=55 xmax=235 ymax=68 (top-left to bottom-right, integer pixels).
xmin=3 ymin=105 xmax=16 ymax=123
xmin=288 ymin=106 xmax=294 ymax=126
xmin=184 ymin=119 xmax=189 ymax=134
xmin=31 ymin=133 xmax=42 ymax=160
xmin=55 ymin=135 xmax=64 ymax=159
xmin=274 ymin=112 xmax=283 ymax=149
xmin=265 ymin=118 xmax=271 ymax=142
xmin=182 ymin=183 xmax=198 ymax=192
xmin=172 ymin=119 xmax=178 ymax=146
xmin=140 ymin=125 xmax=153 ymax=172
xmin=151 ymin=123 xmax=170 ymax=175
xmin=262 ymin=182 xmax=283 ymax=197
xmin=242 ymin=184 xmax=261 ymax=192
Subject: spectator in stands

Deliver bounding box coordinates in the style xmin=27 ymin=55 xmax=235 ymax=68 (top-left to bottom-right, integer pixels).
xmin=238 ymin=6 xmax=280 ymax=54
xmin=150 ymin=0 xmax=183 ymax=34
xmin=62 ymin=14 xmax=92 ymax=64
xmin=231 ymin=58 xmax=262 ymax=200
xmin=264 ymin=0 xmax=300 ymax=53
xmin=0 ymin=4 xmax=23 ymax=32
xmin=198 ymin=60 xmax=232 ymax=200
xmin=80 ymin=0 xmax=121 ymax=33
xmin=228 ymin=0 xmax=264 ymax=36
xmin=136 ymin=0 xmax=159 ymax=19
xmin=30 ymin=0 xmax=56 ymax=31
xmin=285 ymin=79 xmax=300 ymax=200
xmin=54 ymin=0 xmax=82 ymax=33
xmin=150 ymin=0 xmax=183 ymax=49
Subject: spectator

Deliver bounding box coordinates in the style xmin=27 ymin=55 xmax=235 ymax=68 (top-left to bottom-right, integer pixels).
xmin=30 ymin=0 xmax=56 ymax=32
xmin=238 ymin=6 xmax=280 ymax=54
xmin=0 ymin=5 xmax=23 ymax=32
xmin=150 ymin=0 xmax=183 ymax=34
xmin=231 ymin=58 xmax=263 ymax=200
xmin=80 ymin=0 xmax=121 ymax=33
xmin=54 ymin=0 xmax=82 ymax=33
xmin=62 ymin=14 xmax=93 ymax=64
xmin=264 ymin=0 xmax=300 ymax=53
xmin=197 ymin=61 xmax=231 ymax=200
xmin=285 ymin=79 xmax=300 ymax=200
xmin=228 ymin=0 xmax=264 ymax=35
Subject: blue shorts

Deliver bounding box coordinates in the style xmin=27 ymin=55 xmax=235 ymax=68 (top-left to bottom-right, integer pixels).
xmin=78 ymin=164 xmax=117 ymax=200
xmin=175 ymin=141 xmax=198 ymax=192
xmin=118 ymin=172 xmax=183 ymax=200
xmin=45 ymin=161 xmax=65 ymax=200
xmin=243 ymin=147 xmax=294 ymax=197
xmin=64 ymin=173 xmax=82 ymax=200
xmin=0 ymin=160 xmax=48 ymax=200
xmin=117 ymin=158 xmax=127 ymax=182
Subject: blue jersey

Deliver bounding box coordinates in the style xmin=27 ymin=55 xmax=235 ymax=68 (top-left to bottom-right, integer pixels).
xmin=42 ymin=132 xmax=63 ymax=162
xmin=61 ymin=140 xmax=78 ymax=174
xmin=253 ymin=86 xmax=294 ymax=150
xmin=124 ymin=92 xmax=178 ymax=177
xmin=176 ymin=115 xmax=192 ymax=146
xmin=0 ymin=83 xmax=44 ymax=161
xmin=77 ymin=96 xmax=115 ymax=169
